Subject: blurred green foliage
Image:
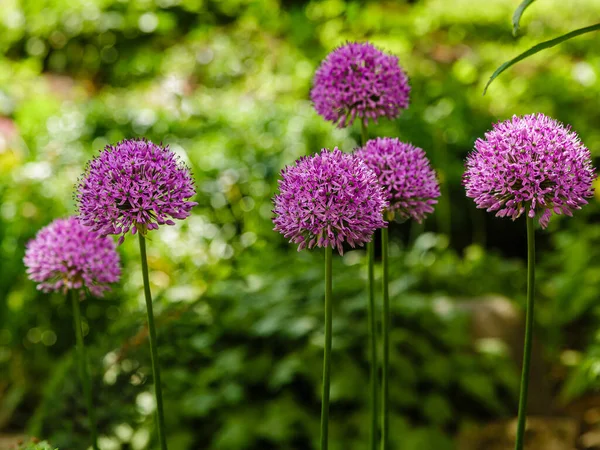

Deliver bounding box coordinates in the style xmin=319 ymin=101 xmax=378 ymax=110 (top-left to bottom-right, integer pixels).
xmin=23 ymin=244 xmax=523 ymax=449
xmin=1 ymin=0 xmax=600 ymax=448
xmin=16 ymin=440 xmax=58 ymax=450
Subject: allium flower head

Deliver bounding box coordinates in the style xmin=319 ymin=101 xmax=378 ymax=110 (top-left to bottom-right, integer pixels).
xmin=24 ymin=217 xmax=121 ymax=297
xmin=355 ymin=137 xmax=440 ymax=222
xmin=311 ymin=42 xmax=410 ymax=128
xmin=77 ymin=139 xmax=197 ymax=244
xmin=273 ymin=148 xmax=387 ymax=255
xmin=464 ymin=113 xmax=596 ymax=228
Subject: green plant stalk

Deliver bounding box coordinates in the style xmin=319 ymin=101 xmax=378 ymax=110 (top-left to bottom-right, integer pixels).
xmin=70 ymin=289 xmax=99 ymax=450
xmin=432 ymin=130 xmax=452 ymax=237
xmin=320 ymin=246 xmax=333 ymax=450
xmin=361 ymin=120 xmax=368 ymax=146
xmin=514 ymin=216 xmax=536 ymax=450
xmin=367 ymin=240 xmax=378 ymax=450
xmin=381 ymin=226 xmax=390 ymax=450
xmin=138 ymin=234 xmax=168 ymax=450
xmin=361 ymin=121 xmax=378 ymax=450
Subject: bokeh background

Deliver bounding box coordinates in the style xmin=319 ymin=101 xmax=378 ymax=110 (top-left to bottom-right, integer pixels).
xmin=1 ymin=0 xmax=600 ymax=449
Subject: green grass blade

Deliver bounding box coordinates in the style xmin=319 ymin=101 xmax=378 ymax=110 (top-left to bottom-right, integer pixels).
xmin=483 ymin=23 xmax=600 ymax=95
xmin=512 ymin=0 xmax=536 ymax=36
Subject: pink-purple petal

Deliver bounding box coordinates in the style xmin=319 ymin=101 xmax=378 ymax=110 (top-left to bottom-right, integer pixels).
xmin=464 ymin=113 xmax=596 ymax=228
xmin=24 ymin=217 xmax=121 ymax=297
xmin=273 ymin=148 xmax=388 ymax=254
xmin=311 ymin=42 xmax=410 ymax=128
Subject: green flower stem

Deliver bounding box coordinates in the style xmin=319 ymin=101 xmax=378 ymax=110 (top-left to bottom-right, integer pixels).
xmin=138 ymin=233 xmax=168 ymax=450
xmin=320 ymin=246 xmax=333 ymax=450
xmin=381 ymin=226 xmax=390 ymax=450
xmin=69 ymin=289 xmax=99 ymax=450
xmin=361 ymin=121 xmax=368 ymax=146
xmin=367 ymin=240 xmax=378 ymax=450
xmin=361 ymin=119 xmax=378 ymax=450
xmin=514 ymin=216 xmax=536 ymax=450
xmin=432 ymin=130 xmax=452 ymax=237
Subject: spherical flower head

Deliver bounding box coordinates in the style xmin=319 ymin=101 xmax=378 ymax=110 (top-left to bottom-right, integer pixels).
xmin=355 ymin=137 xmax=440 ymax=223
xmin=77 ymin=139 xmax=198 ymax=244
xmin=311 ymin=42 xmax=410 ymax=128
xmin=273 ymin=147 xmax=388 ymax=255
xmin=464 ymin=113 xmax=596 ymax=228
xmin=24 ymin=217 xmax=121 ymax=297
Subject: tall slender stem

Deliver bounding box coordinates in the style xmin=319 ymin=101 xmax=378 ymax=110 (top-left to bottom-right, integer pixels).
xmin=320 ymin=246 xmax=333 ymax=450
xmin=367 ymin=240 xmax=378 ymax=450
xmin=362 ymin=119 xmax=379 ymax=450
xmin=514 ymin=217 xmax=536 ymax=450
xmin=361 ymin=120 xmax=368 ymax=147
xmin=138 ymin=234 xmax=168 ymax=450
xmin=381 ymin=227 xmax=390 ymax=450
xmin=431 ymin=130 xmax=452 ymax=237
xmin=70 ymin=290 xmax=99 ymax=450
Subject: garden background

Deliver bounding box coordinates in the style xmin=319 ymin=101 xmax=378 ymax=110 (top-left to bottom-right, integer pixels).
xmin=1 ymin=0 xmax=600 ymax=448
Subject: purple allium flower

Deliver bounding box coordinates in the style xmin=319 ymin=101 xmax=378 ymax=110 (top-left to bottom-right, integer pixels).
xmin=311 ymin=42 xmax=410 ymax=128
xmin=24 ymin=217 xmax=121 ymax=297
xmin=273 ymin=148 xmax=387 ymax=255
xmin=355 ymin=137 xmax=440 ymax=223
xmin=464 ymin=113 xmax=596 ymax=228
xmin=77 ymin=139 xmax=197 ymax=244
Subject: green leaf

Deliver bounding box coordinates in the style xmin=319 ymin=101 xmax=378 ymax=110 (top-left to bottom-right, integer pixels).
xmin=484 ymin=23 xmax=600 ymax=95
xmin=458 ymin=373 xmax=506 ymax=414
xmin=423 ymin=393 xmax=453 ymax=425
xmin=512 ymin=0 xmax=536 ymax=36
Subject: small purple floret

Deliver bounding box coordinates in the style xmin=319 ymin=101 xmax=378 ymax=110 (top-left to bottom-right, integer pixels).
xmin=24 ymin=217 xmax=121 ymax=297
xmin=464 ymin=113 xmax=596 ymax=228
xmin=273 ymin=148 xmax=387 ymax=255
xmin=311 ymin=42 xmax=410 ymax=128
xmin=355 ymin=137 xmax=440 ymax=223
xmin=77 ymin=139 xmax=197 ymax=244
